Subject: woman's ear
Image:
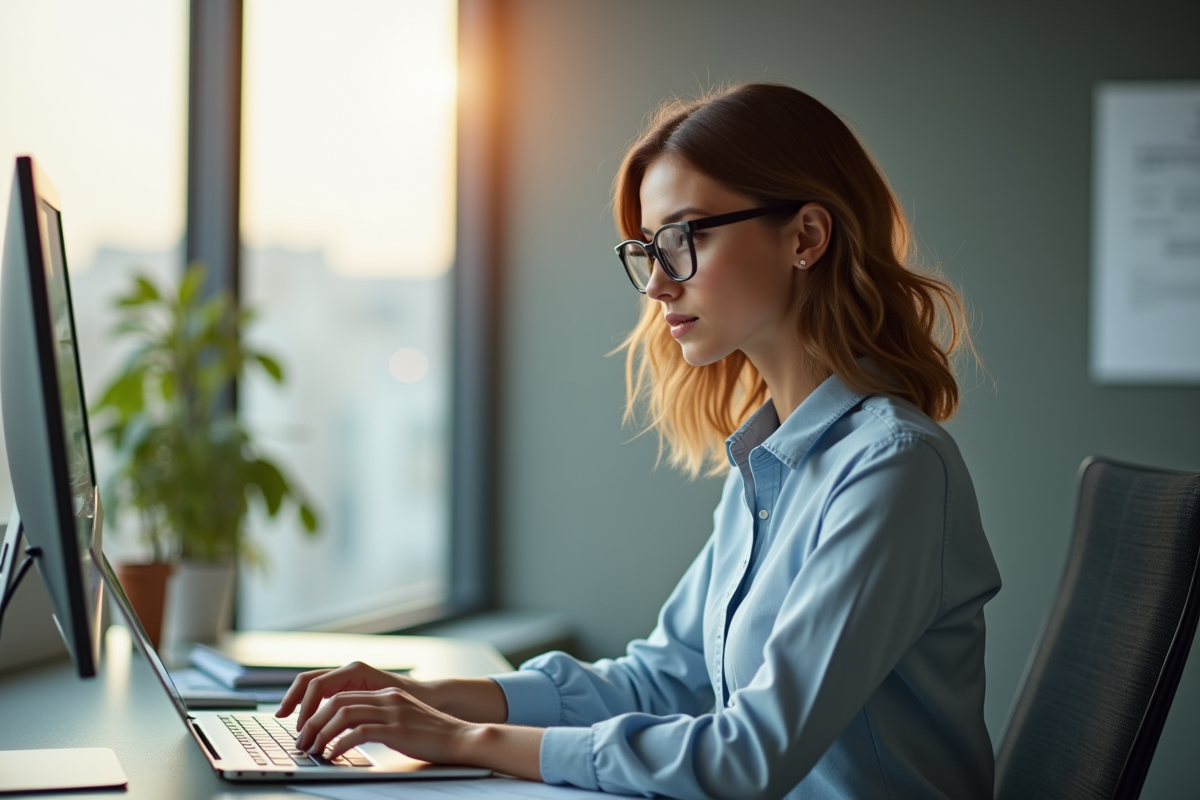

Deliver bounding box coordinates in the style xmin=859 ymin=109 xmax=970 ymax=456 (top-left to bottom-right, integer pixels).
xmin=793 ymin=203 xmax=832 ymax=269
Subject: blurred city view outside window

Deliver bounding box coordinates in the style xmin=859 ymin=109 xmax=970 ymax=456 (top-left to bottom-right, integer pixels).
xmin=0 ymin=0 xmax=458 ymax=632
xmin=0 ymin=0 xmax=188 ymax=539
xmin=239 ymin=0 xmax=457 ymax=630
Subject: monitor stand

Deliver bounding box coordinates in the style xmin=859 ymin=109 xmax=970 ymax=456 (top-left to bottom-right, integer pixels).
xmin=0 ymin=502 xmax=129 ymax=792
xmin=0 ymin=507 xmax=40 ymax=643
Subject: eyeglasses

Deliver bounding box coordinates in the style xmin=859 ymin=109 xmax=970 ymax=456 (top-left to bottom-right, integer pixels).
xmin=614 ymin=202 xmax=806 ymax=293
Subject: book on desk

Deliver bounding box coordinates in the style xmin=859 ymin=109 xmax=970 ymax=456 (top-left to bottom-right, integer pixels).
xmin=187 ymin=630 xmax=413 ymax=690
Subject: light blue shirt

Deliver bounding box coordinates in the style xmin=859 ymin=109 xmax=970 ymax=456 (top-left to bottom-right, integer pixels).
xmin=491 ymin=373 xmax=1001 ymax=799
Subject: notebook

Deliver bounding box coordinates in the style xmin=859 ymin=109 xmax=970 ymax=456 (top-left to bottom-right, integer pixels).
xmin=189 ymin=630 xmax=413 ymax=689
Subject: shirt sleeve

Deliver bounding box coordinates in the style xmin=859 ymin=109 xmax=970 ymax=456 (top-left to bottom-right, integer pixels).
xmin=489 ymin=482 xmax=733 ymax=729
xmin=538 ymin=437 xmax=951 ymax=800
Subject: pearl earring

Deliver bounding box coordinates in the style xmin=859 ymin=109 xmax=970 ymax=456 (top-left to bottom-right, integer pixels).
xmin=799 ymin=259 xmax=807 ymax=267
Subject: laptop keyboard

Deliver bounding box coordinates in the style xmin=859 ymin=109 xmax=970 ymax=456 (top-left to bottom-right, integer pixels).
xmin=219 ymin=713 xmax=373 ymax=768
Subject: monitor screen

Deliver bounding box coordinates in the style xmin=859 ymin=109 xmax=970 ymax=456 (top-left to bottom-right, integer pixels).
xmin=34 ymin=195 xmax=97 ymax=551
xmin=1 ymin=156 xmax=103 ymax=677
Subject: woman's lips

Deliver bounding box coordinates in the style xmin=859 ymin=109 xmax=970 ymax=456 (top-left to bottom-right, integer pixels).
xmin=666 ymin=314 xmax=698 ymax=338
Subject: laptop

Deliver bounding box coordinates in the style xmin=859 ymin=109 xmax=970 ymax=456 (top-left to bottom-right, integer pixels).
xmin=96 ymin=550 xmax=491 ymax=782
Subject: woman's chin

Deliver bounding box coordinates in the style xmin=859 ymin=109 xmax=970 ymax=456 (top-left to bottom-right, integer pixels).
xmin=677 ymin=342 xmax=725 ymax=368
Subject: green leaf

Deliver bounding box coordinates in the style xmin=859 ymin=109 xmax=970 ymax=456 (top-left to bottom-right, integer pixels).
xmin=111 ymin=319 xmax=154 ymax=337
xmin=254 ymin=353 xmax=284 ymax=383
xmin=247 ymin=458 xmax=286 ymax=516
xmin=94 ymin=370 xmax=146 ymax=418
xmin=116 ymin=275 xmax=161 ymax=307
xmin=299 ymin=502 xmax=319 ymax=533
xmin=160 ymin=371 xmax=176 ymax=402
xmin=179 ymin=263 xmax=206 ymax=307
xmin=96 ymin=420 xmax=128 ymax=449
xmin=199 ymin=296 xmax=224 ymax=329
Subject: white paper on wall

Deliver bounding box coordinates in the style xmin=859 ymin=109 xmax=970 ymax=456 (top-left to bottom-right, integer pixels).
xmin=1092 ymin=82 xmax=1200 ymax=384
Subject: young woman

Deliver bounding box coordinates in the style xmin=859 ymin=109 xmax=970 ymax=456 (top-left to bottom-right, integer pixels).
xmin=278 ymin=82 xmax=1001 ymax=799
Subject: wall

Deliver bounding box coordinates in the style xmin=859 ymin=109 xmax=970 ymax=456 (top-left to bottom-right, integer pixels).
xmin=494 ymin=1 xmax=1200 ymax=795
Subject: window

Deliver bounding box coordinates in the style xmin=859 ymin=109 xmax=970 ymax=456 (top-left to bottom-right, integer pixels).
xmin=0 ymin=0 xmax=188 ymax=542
xmin=0 ymin=0 xmax=477 ymax=632
xmin=237 ymin=0 xmax=459 ymax=630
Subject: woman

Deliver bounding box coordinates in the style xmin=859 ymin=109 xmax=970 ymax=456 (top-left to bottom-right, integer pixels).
xmin=278 ymin=82 xmax=1001 ymax=799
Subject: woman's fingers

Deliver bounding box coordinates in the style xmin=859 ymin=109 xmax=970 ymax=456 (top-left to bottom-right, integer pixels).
xmin=295 ymin=669 xmax=347 ymax=731
xmin=276 ymin=668 xmax=333 ymax=720
xmin=295 ymin=687 xmax=467 ymax=766
xmin=289 ymin=661 xmax=398 ymax=731
xmin=323 ymin=724 xmax=387 ymax=761
xmin=296 ymin=688 xmax=394 ymax=750
xmin=306 ymin=702 xmax=390 ymax=757
xmin=277 ymin=662 xmax=435 ymax=732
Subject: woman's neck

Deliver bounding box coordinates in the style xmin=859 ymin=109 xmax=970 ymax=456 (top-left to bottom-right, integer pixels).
xmin=750 ymin=345 xmax=830 ymax=424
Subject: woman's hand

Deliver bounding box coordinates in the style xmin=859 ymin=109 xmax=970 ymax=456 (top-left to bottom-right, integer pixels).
xmin=291 ymin=684 xmax=546 ymax=781
xmin=277 ymin=661 xmax=425 ymax=731
xmin=294 ymin=686 xmax=470 ymax=764
xmin=276 ymin=661 xmax=510 ymax=730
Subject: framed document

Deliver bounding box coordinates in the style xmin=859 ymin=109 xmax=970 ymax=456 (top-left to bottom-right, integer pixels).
xmin=1092 ymin=82 xmax=1200 ymax=384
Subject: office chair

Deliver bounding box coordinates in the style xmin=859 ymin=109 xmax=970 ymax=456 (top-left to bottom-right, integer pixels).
xmin=994 ymin=457 xmax=1200 ymax=800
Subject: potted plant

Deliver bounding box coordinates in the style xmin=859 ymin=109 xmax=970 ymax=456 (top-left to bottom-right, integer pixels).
xmin=92 ymin=263 xmax=318 ymax=648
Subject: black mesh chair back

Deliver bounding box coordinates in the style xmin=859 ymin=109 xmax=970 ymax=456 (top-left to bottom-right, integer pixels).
xmin=994 ymin=457 xmax=1200 ymax=800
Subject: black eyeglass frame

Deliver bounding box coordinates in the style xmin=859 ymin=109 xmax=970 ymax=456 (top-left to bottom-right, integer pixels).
xmin=614 ymin=201 xmax=808 ymax=293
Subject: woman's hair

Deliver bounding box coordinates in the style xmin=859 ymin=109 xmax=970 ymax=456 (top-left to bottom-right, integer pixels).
xmin=616 ymin=82 xmax=972 ymax=478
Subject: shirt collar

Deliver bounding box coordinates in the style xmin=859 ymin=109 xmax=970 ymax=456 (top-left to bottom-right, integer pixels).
xmin=725 ymin=372 xmax=868 ymax=471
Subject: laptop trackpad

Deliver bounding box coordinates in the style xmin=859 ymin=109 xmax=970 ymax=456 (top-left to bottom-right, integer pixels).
xmin=357 ymin=743 xmax=490 ymax=776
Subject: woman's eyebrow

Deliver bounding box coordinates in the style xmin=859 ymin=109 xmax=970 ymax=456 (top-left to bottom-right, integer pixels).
xmin=640 ymin=206 xmax=710 ymax=236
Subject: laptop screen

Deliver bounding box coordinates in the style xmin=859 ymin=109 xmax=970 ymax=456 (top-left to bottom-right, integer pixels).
xmin=96 ymin=549 xmax=193 ymax=722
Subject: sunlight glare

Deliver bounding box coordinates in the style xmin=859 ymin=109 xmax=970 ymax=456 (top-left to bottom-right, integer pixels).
xmin=242 ymin=0 xmax=458 ymax=279
xmin=388 ymin=348 xmax=429 ymax=383
xmin=0 ymin=0 xmax=188 ymax=272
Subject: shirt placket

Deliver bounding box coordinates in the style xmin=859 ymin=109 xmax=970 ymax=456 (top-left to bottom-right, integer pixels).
xmin=716 ymin=446 xmax=781 ymax=707
xmin=714 ymin=436 xmax=753 ymax=707
xmin=714 ymin=539 xmax=748 ymax=706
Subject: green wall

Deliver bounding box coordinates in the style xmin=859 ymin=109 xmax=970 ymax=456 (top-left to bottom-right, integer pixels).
xmin=495 ymin=2 xmax=1200 ymax=794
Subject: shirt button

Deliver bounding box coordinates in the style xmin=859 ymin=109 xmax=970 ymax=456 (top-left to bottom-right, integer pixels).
xmin=758 ymin=509 xmax=769 ymax=519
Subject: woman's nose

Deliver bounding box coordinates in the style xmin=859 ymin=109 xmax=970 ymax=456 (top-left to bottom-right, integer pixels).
xmin=644 ymin=261 xmax=680 ymax=301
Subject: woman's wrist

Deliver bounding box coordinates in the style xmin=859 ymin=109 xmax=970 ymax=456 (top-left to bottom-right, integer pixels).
xmin=426 ymin=677 xmax=509 ymax=724
xmin=454 ymin=722 xmax=544 ymax=781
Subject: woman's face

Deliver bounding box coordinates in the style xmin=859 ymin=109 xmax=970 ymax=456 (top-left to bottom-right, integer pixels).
xmin=639 ymin=156 xmax=807 ymax=370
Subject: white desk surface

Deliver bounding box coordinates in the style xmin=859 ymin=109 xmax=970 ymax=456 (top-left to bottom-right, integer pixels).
xmin=0 ymin=628 xmax=512 ymax=799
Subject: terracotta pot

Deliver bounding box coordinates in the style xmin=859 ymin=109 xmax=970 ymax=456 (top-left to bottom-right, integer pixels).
xmin=164 ymin=560 xmax=236 ymax=647
xmin=115 ymin=562 xmax=176 ymax=649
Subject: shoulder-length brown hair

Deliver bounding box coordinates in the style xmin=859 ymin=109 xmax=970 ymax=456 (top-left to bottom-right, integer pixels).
xmin=616 ymin=83 xmax=971 ymax=477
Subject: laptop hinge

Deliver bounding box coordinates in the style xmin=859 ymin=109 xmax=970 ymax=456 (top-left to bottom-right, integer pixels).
xmin=190 ymin=721 xmax=222 ymax=761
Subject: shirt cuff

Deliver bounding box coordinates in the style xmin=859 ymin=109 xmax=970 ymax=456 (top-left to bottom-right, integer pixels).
xmin=540 ymin=725 xmax=598 ymax=790
xmin=487 ymin=669 xmax=562 ymax=727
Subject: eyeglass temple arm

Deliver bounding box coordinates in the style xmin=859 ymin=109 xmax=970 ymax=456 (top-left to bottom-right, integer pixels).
xmin=686 ymin=202 xmax=807 ymax=232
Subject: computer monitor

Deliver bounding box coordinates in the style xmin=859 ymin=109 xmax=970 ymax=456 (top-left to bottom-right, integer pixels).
xmin=0 ymin=155 xmax=104 ymax=678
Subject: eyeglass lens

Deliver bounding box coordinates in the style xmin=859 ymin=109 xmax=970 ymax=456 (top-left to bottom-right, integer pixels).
xmin=620 ymin=226 xmax=693 ymax=291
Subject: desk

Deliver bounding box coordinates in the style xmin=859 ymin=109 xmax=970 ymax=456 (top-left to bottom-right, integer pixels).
xmin=0 ymin=627 xmax=512 ymax=799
